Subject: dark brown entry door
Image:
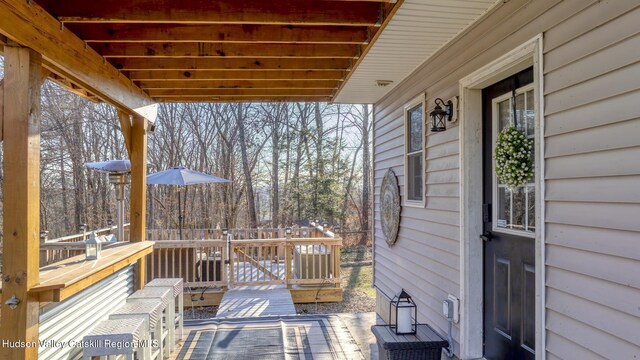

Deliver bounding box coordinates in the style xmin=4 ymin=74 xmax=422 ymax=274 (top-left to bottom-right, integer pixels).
xmin=482 ymin=68 xmax=536 ymax=360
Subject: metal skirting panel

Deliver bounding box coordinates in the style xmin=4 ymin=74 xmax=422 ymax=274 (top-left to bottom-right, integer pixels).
xmin=38 ymin=266 xmax=134 ymax=360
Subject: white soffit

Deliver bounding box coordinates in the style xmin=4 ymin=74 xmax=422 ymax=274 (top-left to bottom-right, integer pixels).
xmin=334 ymin=0 xmax=500 ymax=104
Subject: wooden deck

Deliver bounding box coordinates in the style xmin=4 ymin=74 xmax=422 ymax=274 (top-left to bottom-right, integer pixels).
xmin=216 ymin=286 xmax=296 ymax=318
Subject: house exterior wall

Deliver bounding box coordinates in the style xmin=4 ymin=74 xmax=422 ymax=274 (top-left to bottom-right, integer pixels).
xmin=372 ymin=0 xmax=640 ymax=358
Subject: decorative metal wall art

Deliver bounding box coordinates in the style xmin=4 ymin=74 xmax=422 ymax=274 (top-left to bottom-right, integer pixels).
xmin=380 ymin=168 xmax=401 ymax=246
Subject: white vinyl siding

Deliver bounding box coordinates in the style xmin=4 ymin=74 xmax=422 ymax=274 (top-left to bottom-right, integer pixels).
xmin=373 ymin=0 xmax=640 ymax=358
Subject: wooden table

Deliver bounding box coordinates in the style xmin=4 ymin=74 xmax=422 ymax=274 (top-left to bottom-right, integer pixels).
xmin=30 ymin=241 xmax=154 ymax=302
xmin=371 ymin=324 xmax=449 ymax=360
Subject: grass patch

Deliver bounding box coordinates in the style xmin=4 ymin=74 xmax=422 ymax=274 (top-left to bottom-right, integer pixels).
xmin=341 ymin=246 xmax=372 ymax=263
xmin=343 ymin=265 xmax=375 ymax=298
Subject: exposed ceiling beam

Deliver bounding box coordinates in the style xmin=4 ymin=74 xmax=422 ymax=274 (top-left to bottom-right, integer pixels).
xmin=156 ymin=96 xmax=333 ymax=103
xmin=38 ymin=0 xmax=380 ymax=26
xmin=93 ymin=43 xmax=359 ymax=58
xmin=47 ymin=73 xmax=100 ymax=102
xmin=146 ymin=88 xmax=333 ymax=97
xmin=1 ymin=41 xmax=101 ymax=102
xmin=137 ymin=80 xmax=338 ymax=89
xmin=67 ymin=24 xmax=369 ymax=44
xmin=0 ymin=0 xmax=155 ymax=118
xmin=111 ymin=58 xmax=352 ymax=71
xmin=127 ymin=70 xmax=346 ymax=81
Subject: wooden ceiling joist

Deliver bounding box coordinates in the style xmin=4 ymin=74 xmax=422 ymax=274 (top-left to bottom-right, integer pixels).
xmin=127 ymin=70 xmax=346 ymax=81
xmin=111 ymin=58 xmax=352 ymax=71
xmin=147 ymin=88 xmax=333 ymax=97
xmin=93 ymin=43 xmax=359 ymax=59
xmin=137 ymin=80 xmax=339 ymax=90
xmin=157 ymin=96 xmax=333 ymax=103
xmin=38 ymin=0 xmax=381 ymax=26
xmin=0 ymin=0 xmax=155 ymax=118
xmin=66 ymin=24 xmax=369 ymax=44
xmin=1 ymin=0 xmax=401 ymax=105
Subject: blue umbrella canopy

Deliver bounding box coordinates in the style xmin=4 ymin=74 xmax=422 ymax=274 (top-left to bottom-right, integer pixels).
xmin=84 ymin=160 xmax=131 ymax=173
xmin=146 ymin=166 xmax=230 ymax=185
xmin=147 ymin=166 xmax=230 ymax=240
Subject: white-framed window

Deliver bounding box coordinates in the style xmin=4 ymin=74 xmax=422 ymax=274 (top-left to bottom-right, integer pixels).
xmin=404 ymin=94 xmax=426 ymax=207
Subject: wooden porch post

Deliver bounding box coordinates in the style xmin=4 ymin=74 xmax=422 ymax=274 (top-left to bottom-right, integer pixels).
xmin=0 ymin=46 xmax=43 ymax=360
xmin=0 ymin=78 xmax=4 ymax=142
xmin=130 ymin=115 xmax=148 ymax=289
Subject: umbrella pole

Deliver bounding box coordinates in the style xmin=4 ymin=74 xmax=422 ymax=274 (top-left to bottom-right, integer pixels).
xmin=178 ymin=189 xmax=183 ymax=240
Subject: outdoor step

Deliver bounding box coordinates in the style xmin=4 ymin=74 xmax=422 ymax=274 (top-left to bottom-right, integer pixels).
xmin=217 ymin=287 xmax=296 ymax=318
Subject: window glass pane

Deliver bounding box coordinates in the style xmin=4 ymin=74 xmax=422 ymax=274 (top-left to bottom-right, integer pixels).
xmin=511 ymin=187 xmax=527 ymax=230
xmin=515 ymin=93 xmax=526 ymax=132
xmin=498 ymin=99 xmax=511 ymax=130
xmin=407 ymin=153 xmax=423 ymax=201
xmin=496 ymin=185 xmax=534 ymax=232
xmin=527 ymin=185 xmax=535 ymax=232
xmin=525 ymin=90 xmax=534 ymax=136
xmin=408 ymin=105 xmax=423 ymax=153
xmin=497 ymin=186 xmax=509 ymax=228
xmin=494 ymin=88 xmax=536 ymax=235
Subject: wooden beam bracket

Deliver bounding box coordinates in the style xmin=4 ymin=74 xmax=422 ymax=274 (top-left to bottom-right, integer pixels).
xmin=0 ymin=0 xmax=155 ymax=119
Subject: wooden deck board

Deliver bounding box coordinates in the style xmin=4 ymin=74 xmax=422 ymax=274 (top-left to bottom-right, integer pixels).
xmin=216 ymin=287 xmax=296 ymax=318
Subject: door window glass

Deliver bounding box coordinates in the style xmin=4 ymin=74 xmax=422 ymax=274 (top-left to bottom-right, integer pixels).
xmin=494 ymin=88 xmax=535 ymax=234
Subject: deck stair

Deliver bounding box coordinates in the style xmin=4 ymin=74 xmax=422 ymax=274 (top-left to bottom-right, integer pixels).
xmin=216 ymin=287 xmax=295 ymax=318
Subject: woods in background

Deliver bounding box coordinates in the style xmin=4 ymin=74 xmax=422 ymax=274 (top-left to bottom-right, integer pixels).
xmin=0 ymin=70 xmax=373 ymax=245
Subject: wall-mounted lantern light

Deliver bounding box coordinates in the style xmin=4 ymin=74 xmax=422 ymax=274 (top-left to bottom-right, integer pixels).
xmin=389 ymin=289 xmax=417 ymax=335
xmin=285 ymin=227 xmax=292 ymax=235
xmin=429 ymin=98 xmax=454 ymax=132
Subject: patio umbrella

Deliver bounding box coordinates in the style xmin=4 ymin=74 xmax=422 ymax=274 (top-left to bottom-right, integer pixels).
xmin=84 ymin=160 xmax=131 ymax=242
xmin=147 ymin=166 xmax=230 ymax=239
xmin=85 ymin=160 xmax=130 ymax=173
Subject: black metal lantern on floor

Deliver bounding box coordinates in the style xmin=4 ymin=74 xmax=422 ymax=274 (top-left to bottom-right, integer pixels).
xmin=389 ymin=289 xmax=417 ymax=335
xmin=429 ymin=98 xmax=453 ymax=132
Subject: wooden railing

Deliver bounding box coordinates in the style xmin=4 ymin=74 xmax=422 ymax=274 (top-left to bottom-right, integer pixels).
xmin=146 ymin=235 xmax=341 ymax=290
xmin=288 ymin=238 xmax=341 ymax=287
xmin=40 ymin=224 xmax=339 ymax=289
xmin=147 ymin=240 xmax=227 ymax=288
xmin=147 ymin=226 xmax=324 ymax=241
xmin=48 ymin=224 xmax=130 ymax=243
xmin=39 ymin=224 xmax=130 ymax=266
xmin=229 ymin=239 xmax=287 ymax=286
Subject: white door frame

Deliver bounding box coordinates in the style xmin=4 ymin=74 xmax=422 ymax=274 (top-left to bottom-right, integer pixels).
xmin=458 ymin=35 xmax=545 ymax=360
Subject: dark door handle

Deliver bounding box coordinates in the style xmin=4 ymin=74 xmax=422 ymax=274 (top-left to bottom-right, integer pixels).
xmin=480 ymin=231 xmax=493 ymax=242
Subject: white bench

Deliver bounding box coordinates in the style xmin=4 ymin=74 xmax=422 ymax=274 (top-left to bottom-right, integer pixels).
xmin=82 ymin=318 xmax=149 ymax=360
xmin=127 ymin=287 xmax=175 ymax=356
xmin=110 ymin=299 xmax=165 ymax=360
xmin=146 ymin=278 xmax=184 ymax=345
